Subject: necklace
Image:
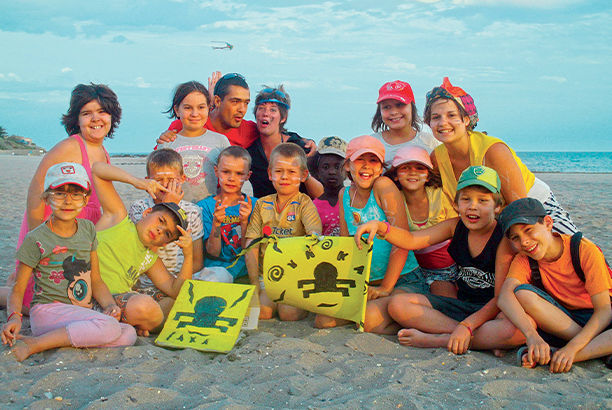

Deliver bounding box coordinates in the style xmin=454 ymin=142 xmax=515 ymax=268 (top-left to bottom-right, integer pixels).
xmin=48 ymin=217 xmax=77 ymax=234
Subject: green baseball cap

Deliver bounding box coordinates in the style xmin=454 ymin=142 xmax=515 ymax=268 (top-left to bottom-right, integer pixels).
xmin=456 ymin=166 xmax=500 ymax=194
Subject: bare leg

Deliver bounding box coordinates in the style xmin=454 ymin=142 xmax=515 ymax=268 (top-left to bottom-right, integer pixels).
xmin=10 ymin=328 xmax=71 ymax=362
xmin=429 ymin=281 xmax=457 ymax=298
xmin=314 ymin=314 xmax=352 ymax=329
xmin=123 ymin=294 xmax=164 ymax=335
xmin=259 ymin=290 xmax=277 ymax=320
xmin=151 ymin=297 xmax=176 ymax=334
xmin=364 ymin=291 xmax=406 ymax=334
xmin=278 ymin=304 xmax=308 ymax=321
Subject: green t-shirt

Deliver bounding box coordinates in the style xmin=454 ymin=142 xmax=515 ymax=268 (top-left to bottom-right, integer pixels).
xmin=15 ymin=219 xmax=98 ymax=308
xmin=97 ymin=216 xmax=158 ymax=294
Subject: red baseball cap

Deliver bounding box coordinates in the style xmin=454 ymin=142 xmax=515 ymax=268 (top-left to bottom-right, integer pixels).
xmin=376 ymin=80 xmax=415 ymax=105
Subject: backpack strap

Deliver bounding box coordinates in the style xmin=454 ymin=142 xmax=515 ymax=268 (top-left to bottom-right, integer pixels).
xmin=569 ymin=232 xmax=586 ymax=282
xmin=528 ymin=256 xmax=544 ymax=290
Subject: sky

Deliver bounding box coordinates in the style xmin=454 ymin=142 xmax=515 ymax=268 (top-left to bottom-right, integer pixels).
xmin=1 ymin=0 xmax=610 ymax=153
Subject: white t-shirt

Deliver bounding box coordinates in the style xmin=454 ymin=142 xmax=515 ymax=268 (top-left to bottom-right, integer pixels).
xmin=371 ymin=126 xmax=440 ymax=164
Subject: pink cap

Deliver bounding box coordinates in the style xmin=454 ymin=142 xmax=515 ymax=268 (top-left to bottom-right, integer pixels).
xmin=376 ymin=80 xmax=415 ymax=105
xmin=391 ymin=146 xmax=433 ymax=170
xmin=346 ymin=135 xmax=385 ymax=163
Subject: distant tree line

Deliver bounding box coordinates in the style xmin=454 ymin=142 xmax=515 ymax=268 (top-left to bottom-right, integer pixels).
xmin=0 ymin=125 xmax=46 ymax=151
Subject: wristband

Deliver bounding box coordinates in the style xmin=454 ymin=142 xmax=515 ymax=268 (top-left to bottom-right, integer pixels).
xmin=377 ymin=222 xmax=391 ymax=240
xmin=7 ymin=311 xmax=23 ymax=322
xmin=458 ymin=321 xmax=473 ymax=337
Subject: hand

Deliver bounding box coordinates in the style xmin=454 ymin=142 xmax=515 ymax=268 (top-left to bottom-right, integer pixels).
xmin=103 ymin=304 xmax=122 ymax=321
xmin=136 ymin=179 xmax=169 ymax=200
xmin=523 ymin=334 xmax=551 ymax=367
xmin=174 ymin=225 xmax=193 ymax=254
xmin=549 ymin=346 xmax=577 ymax=373
xmin=157 ymin=129 xmax=178 ymax=145
xmin=238 ymin=195 xmax=253 ymax=224
xmin=447 ymin=323 xmax=472 ymax=355
xmin=158 ymin=179 xmax=184 ymax=204
xmin=303 ymin=139 xmax=317 ymax=158
xmin=208 ymin=71 xmax=222 ymax=103
xmin=354 ymin=221 xmax=381 ymax=249
xmin=213 ymin=197 xmax=231 ymax=225
xmin=1 ymin=320 xmax=21 ymax=347
xmin=367 ymin=286 xmax=390 ymax=301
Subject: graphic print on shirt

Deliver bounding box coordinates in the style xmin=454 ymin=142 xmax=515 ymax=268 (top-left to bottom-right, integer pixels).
xmin=457 ymin=266 xmax=494 ymax=289
xmin=62 ymin=256 xmax=93 ymax=307
xmin=221 ymin=215 xmax=242 ymax=255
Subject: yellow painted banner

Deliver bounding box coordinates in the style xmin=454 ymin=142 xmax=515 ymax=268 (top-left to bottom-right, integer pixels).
xmin=263 ymin=235 xmax=372 ymax=331
xmin=155 ymin=281 xmax=255 ymax=353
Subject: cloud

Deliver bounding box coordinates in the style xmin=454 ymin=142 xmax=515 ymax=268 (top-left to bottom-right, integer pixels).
xmin=134 ymin=77 xmax=151 ymax=88
xmin=61 ymin=67 xmax=73 ymax=73
xmin=0 ymin=73 xmax=21 ymax=82
xmin=111 ymin=35 xmax=132 ymax=44
xmin=540 ymin=76 xmax=567 ymax=83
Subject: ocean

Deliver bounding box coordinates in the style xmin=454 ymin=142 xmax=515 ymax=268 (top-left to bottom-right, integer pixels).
xmin=111 ymin=151 xmax=612 ymax=173
xmin=516 ymin=152 xmax=612 ymax=173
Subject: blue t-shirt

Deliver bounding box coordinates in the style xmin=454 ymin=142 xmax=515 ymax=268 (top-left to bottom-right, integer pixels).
xmin=198 ymin=195 xmax=256 ymax=279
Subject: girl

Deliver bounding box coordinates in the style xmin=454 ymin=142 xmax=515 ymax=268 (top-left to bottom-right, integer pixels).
xmin=1 ymin=163 xmax=136 ymax=362
xmin=158 ymin=81 xmax=231 ymax=202
xmin=315 ymin=135 xmax=426 ymax=333
xmin=310 ymin=136 xmax=348 ymax=236
xmin=425 ymin=77 xmax=577 ymax=234
xmin=3 ymin=83 xmax=119 ymax=313
xmin=385 ymin=146 xmax=458 ymax=297
xmin=247 ymin=85 xmax=323 ymax=199
xmin=371 ymin=80 xmax=440 ymax=163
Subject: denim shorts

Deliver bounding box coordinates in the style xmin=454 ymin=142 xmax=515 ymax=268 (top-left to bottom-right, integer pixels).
xmin=415 ymin=264 xmax=459 ymax=286
xmin=422 ymin=293 xmax=486 ymax=322
xmin=514 ymin=283 xmax=612 ymax=329
xmin=394 ymin=267 xmax=429 ymax=294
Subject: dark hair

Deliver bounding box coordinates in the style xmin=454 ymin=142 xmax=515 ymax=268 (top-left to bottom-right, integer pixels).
xmin=254 ymin=85 xmax=291 ymax=134
xmin=213 ymin=73 xmax=249 ymax=101
xmin=454 ymin=185 xmax=503 ymax=208
xmin=165 ymin=81 xmax=210 ymax=119
xmin=61 ymin=83 xmax=122 ymax=139
xmin=269 ymin=143 xmax=307 ymax=172
xmin=146 ymin=148 xmax=184 ymax=176
xmin=384 ymin=165 xmax=442 ymax=190
xmin=42 ymin=183 xmax=91 ymax=199
xmin=62 ymin=256 xmax=90 ymax=282
xmin=423 ymin=97 xmax=473 ymax=131
xmin=371 ymin=102 xmax=422 ymax=133
xmin=150 ymin=205 xmax=182 ymax=240
xmin=218 ymin=146 xmax=252 ymax=171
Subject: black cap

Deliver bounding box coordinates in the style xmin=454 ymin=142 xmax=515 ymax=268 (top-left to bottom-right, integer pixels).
xmin=152 ymin=202 xmax=189 ymax=230
xmin=499 ymin=198 xmax=547 ymax=238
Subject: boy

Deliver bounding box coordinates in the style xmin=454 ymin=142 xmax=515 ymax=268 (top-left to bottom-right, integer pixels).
xmin=245 ymin=143 xmax=322 ymax=321
xmin=129 ymin=149 xmax=205 ymax=286
xmin=498 ymin=198 xmax=612 ymax=372
xmin=92 ymin=161 xmax=192 ymax=336
xmin=356 ymin=166 xmax=524 ymax=354
xmin=198 ymin=146 xmax=255 ymax=282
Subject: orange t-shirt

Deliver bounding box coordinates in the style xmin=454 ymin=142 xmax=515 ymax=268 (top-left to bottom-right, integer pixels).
xmin=508 ymin=234 xmax=612 ymax=310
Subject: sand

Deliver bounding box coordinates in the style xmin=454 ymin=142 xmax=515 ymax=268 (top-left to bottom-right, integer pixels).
xmin=1 ymin=155 xmax=611 ymax=409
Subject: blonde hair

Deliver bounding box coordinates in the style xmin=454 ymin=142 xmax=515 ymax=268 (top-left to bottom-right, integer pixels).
xmin=269 ymin=143 xmax=307 ymax=172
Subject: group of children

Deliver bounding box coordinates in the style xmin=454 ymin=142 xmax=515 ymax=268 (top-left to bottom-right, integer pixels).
xmin=2 ymin=75 xmax=611 ymax=374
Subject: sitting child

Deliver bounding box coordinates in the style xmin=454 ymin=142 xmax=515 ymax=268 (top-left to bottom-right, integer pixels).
xmin=309 ymin=136 xmax=348 ymax=236
xmin=92 ymin=161 xmax=193 ymax=336
xmin=384 ymin=146 xmax=458 ymax=297
xmin=245 ymin=143 xmax=322 ymax=321
xmin=198 ymin=146 xmax=255 ymax=281
xmin=356 ymin=166 xmax=524 ymax=354
xmin=498 ymin=198 xmax=612 ymax=373
xmin=1 ymin=163 xmax=136 ymax=361
xmin=129 ymin=148 xmax=207 ymax=287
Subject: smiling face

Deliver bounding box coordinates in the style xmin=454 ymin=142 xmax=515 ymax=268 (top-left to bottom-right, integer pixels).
xmin=395 ymin=162 xmax=430 ymax=192
xmin=215 ymin=155 xmax=251 ymax=195
xmin=318 ymin=154 xmax=345 ymax=192
xmin=78 ymin=100 xmax=112 ymax=144
xmin=44 ymin=185 xmax=89 ymax=222
xmin=255 ymin=101 xmax=283 ymax=137
xmin=507 ymin=217 xmax=555 ymax=261
xmin=346 ymin=152 xmax=383 ymax=190
xmin=268 ymin=155 xmax=307 ymax=197
xmin=455 ymin=186 xmax=500 ymax=232
xmin=136 ymin=210 xmax=180 ymax=248
xmin=429 ymin=99 xmax=470 ymax=144
xmin=215 ymin=85 xmax=250 ymax=129
xmin=175 ymin=91 xmax=209 ymax=134
xmin=380 ymin=99 xmax=413 ymax=131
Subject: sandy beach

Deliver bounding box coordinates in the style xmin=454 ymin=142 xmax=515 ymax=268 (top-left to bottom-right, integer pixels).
xmin=1 ymin=155 xmax=611 ymax=409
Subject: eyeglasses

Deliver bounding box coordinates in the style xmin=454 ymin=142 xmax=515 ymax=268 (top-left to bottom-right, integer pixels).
xmin=51 ymin=192 xmax=87 ymax=201
xmin=220 ymin=73 xmax=246 ymax=82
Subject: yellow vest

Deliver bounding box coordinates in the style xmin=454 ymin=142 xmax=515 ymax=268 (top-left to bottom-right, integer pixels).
xmin=434 ymin=131 xmax=535 ymax=205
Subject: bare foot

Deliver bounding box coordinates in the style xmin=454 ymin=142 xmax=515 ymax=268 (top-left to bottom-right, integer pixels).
xmin=493 ymin=349 xmax=507 ymax=358
xmin=397 ymin=328 xmax=448 ymax=348
xmin=9 ymin=338 xmax=33 ymax=362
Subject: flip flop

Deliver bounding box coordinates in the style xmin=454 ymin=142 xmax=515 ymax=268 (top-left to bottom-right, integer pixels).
xmin=516 ymin=345 xmax=558 ymax=368
xmin=605 ymin=355 xmax=612 ymax=370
